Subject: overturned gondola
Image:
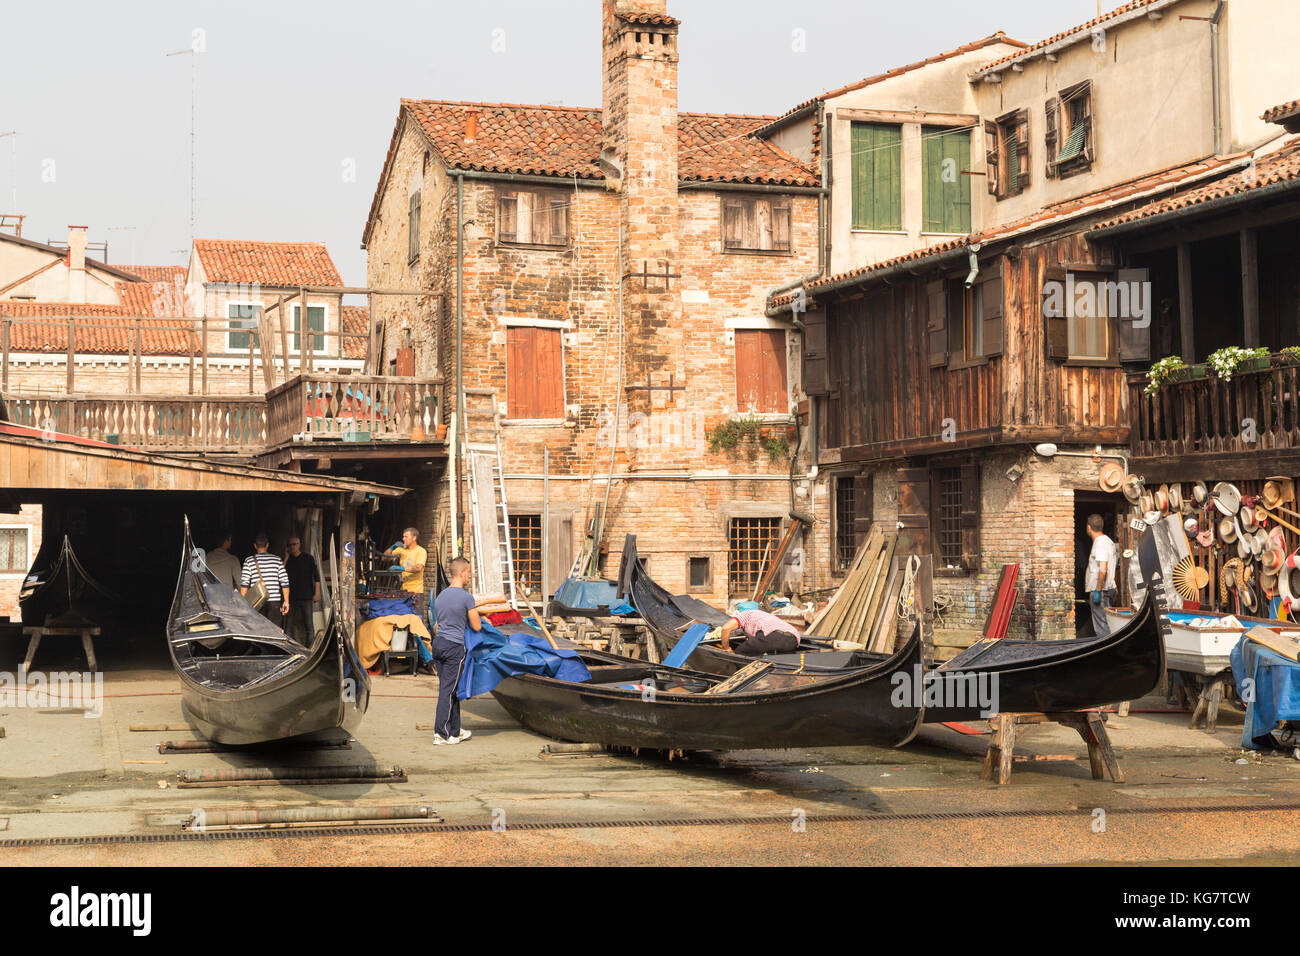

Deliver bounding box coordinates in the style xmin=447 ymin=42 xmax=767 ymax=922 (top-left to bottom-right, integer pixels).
xmin=166 ymin=518 xmax=370 ymax=745
xmin=19 ymin=534 xmax=122 ymax=627
xmin=618 ymin=529 xmax=1170 ymax=722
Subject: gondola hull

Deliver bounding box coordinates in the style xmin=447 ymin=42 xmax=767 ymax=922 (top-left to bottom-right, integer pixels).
xmin=490 ymin=630 xmax=925 ymax=751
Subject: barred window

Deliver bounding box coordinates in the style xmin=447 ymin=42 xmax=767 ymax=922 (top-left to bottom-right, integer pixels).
xmin=835 ymin=477 xmax=856 ymax=572
xmin=0 ymin=528 xmax=28 ymax=573
xmin=934 ymin=467 xmax=964 ymax=567
xmin=509 ymin=514 xmax=542 ymax=597
xmin=728 ymin=517 xmax=781 ymax=597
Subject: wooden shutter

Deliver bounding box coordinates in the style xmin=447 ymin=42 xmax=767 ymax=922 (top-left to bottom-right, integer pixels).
xmin=802 ymin=308 xmax=827 ymax=395
xmin=408 ymin=191 xmax=421 ymax=262
xmin=926 ymin=280 xmax=949 ymax=367
xmin=1117 ymin=267 xmax=1151 ymax=362
xmin=853 ymin=472 xmax=874 ymax=544
xmin=498 ymin=192 xmax=518 ymax=242
xmin=1044 ymin=98 xmax=1060 ymax=179
xmin=736 ymin=329 xmax=787 ymax=413
xmin=984 ymin=121 xmax=999 ymax=196
xmin=959 ymin=463 xmax=981 ymax=571
xmin=549 ymin=196 xmax=568 ymax=244
xmin=979 ymin=265 xmax=1005 ymax=358
xmin=753 ymin=199 xmax=772 ymax=250
xmin=1045 ymin=268 xmax=1069 ymax=361
xmin=544 ymin=512 xmax=573 ymax=597
xmin=923 ymin=128 xmax=972 ymax=234
xmin=896 ymin=466 xmax=931 ymax=556
xmin=506 ymin=327 xmax=564 ymax=419
xmin=723 ymin=199 xmax=744 ymax=249
xmin=772 ymin=203 xmax=791 ymax=251
xmin=1015 ymin=110 xmax=1031 ymax=192
xmin=852 ymin=123 xmax=902 ymax=229
xmin=1082 ymin=85 xmax=1096 ymax=164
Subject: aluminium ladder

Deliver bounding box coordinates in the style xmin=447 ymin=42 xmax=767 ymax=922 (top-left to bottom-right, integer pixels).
xmin=463 ymin=389 xmax=516 ymax=602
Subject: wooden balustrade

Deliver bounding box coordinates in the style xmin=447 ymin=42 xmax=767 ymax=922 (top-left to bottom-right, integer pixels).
xmin=264 ymin=374 xmax=443 ymax=449
xmin=1128 ymin=363 xmax=1300 ymax=460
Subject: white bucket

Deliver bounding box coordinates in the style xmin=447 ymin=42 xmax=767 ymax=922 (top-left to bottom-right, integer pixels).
xmin=390 ymin=626 xmax=410 ymax=652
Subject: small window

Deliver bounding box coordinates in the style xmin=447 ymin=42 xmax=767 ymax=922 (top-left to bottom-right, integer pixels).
xmin=933 ymin=467 xmax=964 ymax=568
xmin=722 ymin=196 xmax=792 ymax=254
xmin=728 ymin=517 xmax=782 ymax=597
xmin=834 ymin=477 xmax=856 ymax=572
xmin=0 ymin=527 xmax=28 ymax=573
xmin=850 ymin=122 xmax=902 ymax=230
xmin=408 ymin=190 xmax=421 ymax=264
xmin=509 ymin=514 xmax=543 ymax=597
xmin=985 ymin=110 xmax=1029 ymax=200
xmin=922 ymin=127 xmax=971 ymax=234
xmin=291 ymin=304 xmax=327 ymax=355
xmin=734 ymin=329 xmax=788 ymax=414
xmin=687 ymin=556 xmax=712 ymax=592
xmin=226 ymin=302 xmax=261 ymax=352
xmin=497 ymin=187 xmax=568 ymax=247
xmin=1067 ymin=272 xmax=1113 ymax=362
xmin=1048 ymin=81 xmax=1094 ymax=178
xmin=505 ymin=326 xmax=565 ymax=419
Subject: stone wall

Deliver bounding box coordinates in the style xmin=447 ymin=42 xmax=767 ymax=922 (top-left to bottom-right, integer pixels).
xmin=0 ymin=505 xmax=42 ymax=620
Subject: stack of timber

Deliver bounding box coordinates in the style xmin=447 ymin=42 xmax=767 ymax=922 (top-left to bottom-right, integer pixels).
xmin=808 ymin=529 xmax=902 ymax=653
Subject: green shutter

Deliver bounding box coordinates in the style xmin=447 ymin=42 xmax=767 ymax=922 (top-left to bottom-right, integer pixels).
xmin=922 ymin=127 xmax=972 ymax=234
xmin=851 ymin=123 xmax=901 ymax=231
xmin=1056 ymin=122 xmax=1087 ymax=164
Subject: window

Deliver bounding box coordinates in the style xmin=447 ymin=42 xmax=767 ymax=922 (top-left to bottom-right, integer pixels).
xmin=959 ymin=283 xmax=984 ymax=362
xmin=1046 ymin=81 xmax=1094 ymax=178
xmin=291 ymin=304 xmax=327 ymax=354
xmin=835 ymin=476 xmax=856 ymax=572
xmin=922 ymin=127 xmax=971 ymax=234
xmin=1069 ymin=272 xmax=1112 ymax=361
xmin=985 ymin=110 xmax=1029 ymax=199
xmin=505 ymin=326 xmax=565 ymax=419
xmin=408 ymin=190 xmax=421 ymax=264
xmin=734 ymin=328 xmax=788 ymax=414
xmin=933 ymin=467 xmax=964 ymax=568
xmin=722 ymin=196 xmax=792 ymax=254
xmin=509 ymin=514 xmax=542 ymax=597
xmin=687 ymin=556 xmax=712 ymax=592
xmin=497 ymin=187 xmax=568 ymax=247
xmin=226 ymin=302 xmax=261 ymax=352
xmin=0 ymin=527 xmax=28 ymax=573
xmin=728 ymin=517 xmax=782 ymax=597
xmin=850 ymin=122 xmax=902 ymax=230
xmin=929 ymin=269 xmax=1004 ymax=368
xmin=1044 ymin=269 xmax=1118 ymax=364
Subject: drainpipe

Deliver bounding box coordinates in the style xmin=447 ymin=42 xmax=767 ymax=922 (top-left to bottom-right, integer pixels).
xmin=455 ymin=172 xmax=465 ymax=552
xmin=1211 ymin=0 xmax=1227 ymax=156
xmin=964 ymin=242 xmax=983 ymax=289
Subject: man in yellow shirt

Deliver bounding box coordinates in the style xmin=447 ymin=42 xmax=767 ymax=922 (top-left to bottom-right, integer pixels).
xmin=385 ymin=527 xmax=427 ymax=594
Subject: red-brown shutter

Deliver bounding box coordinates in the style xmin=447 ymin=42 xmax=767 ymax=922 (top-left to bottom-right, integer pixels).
xmin=853 ymin=472 xmax=873 ymax=545
xmin=723 ymin=200 xmax=744 ymax=249
xmin=498 ymin=192 xmax=518 ymax=242
xmin=926 ymin=280 xmax=948 ymax=367
xmin=1044 ymin=98 xmax=1060 ymax=179
xmin=735 ymin=329 xmax=788 ymax=413
xmin=802 ymin=308 xmax=827 ymax=395
xmin=960 ymin=462 xmax=981 ymax=571
xmin=772 ymin=203 xmax=791 ymax=252
xmin=549 ymin=196 xmax=568 ymax=244
xmin=1015 ymin=110 xmax=1031 ymax=192
xmin=984 ymin=121 xmax=1000 ymax=196
xmin=535 ymin=327 xmax=565 ymax=417
xmin=506 ymin=327 xmax=565 ymax=419
xmin=980 ymin=263 xmax=1005 ymax=358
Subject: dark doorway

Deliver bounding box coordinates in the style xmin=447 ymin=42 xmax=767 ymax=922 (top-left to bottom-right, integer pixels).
xmin=1073 ymin=491 xmax=1124 ymax=637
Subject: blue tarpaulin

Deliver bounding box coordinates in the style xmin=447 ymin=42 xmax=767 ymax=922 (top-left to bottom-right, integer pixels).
xmin=458 ymin=622 xmax=592 ymax=699
xmin=553 ymin=576 xmax=619 ymax=613
xmin=365 ymin=597 xmax=415 ymax=619
xmin=609 ymin=602 xmax=636 ymax=616
xmin=1230 ymin=636 xmax=1300 ymax=749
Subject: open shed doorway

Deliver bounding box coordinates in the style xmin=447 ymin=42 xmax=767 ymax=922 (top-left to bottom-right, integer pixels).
xmin=1073 ymin=491 xmax=1125 ymax=637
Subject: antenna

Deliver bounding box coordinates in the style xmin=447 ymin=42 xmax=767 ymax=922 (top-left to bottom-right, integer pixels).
xmin=166 ymin=47 xmax=197 ymax=247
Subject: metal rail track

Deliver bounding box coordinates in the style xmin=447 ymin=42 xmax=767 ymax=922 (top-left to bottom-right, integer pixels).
xmin=2 ymin=801 xmax=1300 ymax=848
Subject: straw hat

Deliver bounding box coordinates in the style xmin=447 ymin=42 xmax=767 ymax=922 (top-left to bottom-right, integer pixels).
xmin=1168 ymin=483 xmax=1183 ymax=512
xmin=1254 ymin=528 xmax=1269 ymax=554
xmin=1279 ymin=563 xmax=1298 ymax=605
xmin=1140 ymin=491 xmax=1155 ymax=515
xmin=1218 ymin=517 xmax=1238 ymax=543
xmin=1240 ymin=582 xmax=1258 ymax=613
xmin=1183 ymin=517 xmax=1199 ymax=536
xmin=1122 ymin=474 xmax=1146 ymax=504
xmin=1261 ymin=570 xmax=1278 ymax=594
xmin=1262 ymin=544 xmax=1285 ymax=575
xmin=1263 ymin=478 xmax=1294 ymax=509
xmin=1191 ymin=480 xmax=1209 ymax=504
xmin=1240 ymin=505 xmax=1258 ymax=532
xmin=1155 ymin=484 xmax=1170 ymax=513
xmin=1212 ymin=482 xmax=1242 ymax=515
xmin=1098 ymin=462 xmax=1124 ymax=494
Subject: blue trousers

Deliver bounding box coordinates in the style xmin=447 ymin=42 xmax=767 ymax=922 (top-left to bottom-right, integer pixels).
xmin=431 ymin=636 xmax=467 ymax=738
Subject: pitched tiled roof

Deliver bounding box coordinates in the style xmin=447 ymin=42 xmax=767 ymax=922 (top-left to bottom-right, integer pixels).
xmin=757 ymin=32 xmax=1026 ymax=133
xmin=972 ymin=0 xmax=1181 ymax=77
xmin=617 ymin=12 xmax=679 ymax=26
xmin=364 ymin=100 xmax=820 ymax=245
xmin=1091 ymin=138 xmax=1300 ymax=232
xmin=770 ymin=152 xmax=1247 ymax=308
xmin=1263 ymin=99 xmax=1300 ymax=125
xmin=0 ymin=300 xmax=198 ymax=355
xmin=193 ymin=239 xmax=342 ymax=288
xmin=341 ymin=305 xmax=368 ymax=360
xmin=120 ymin=264 xmax=186 ymax=286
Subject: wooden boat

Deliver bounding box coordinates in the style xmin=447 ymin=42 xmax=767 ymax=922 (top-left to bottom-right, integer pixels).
xmin=619 ymin=530 xmax=1169 ymax=723
xmin=490 ymin=625 xmax=926 ymax=751
xmin=1106 ymin=606 xmax=1300 ymax=676
xmin=19 ymin=534 xmax=121 ymax=627
xmin=166 ymin=518 xmax=370 ymax=745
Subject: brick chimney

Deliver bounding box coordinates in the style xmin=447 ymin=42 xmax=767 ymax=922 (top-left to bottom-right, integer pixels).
xmin=601 ymin=2 xmax=684 ymax=443
xmin=67 ymin=225 xmax=87 ymax=301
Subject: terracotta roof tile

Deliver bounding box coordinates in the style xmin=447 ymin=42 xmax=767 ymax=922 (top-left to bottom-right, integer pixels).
xmin=193 ymin=239 xmax=342 ymax=288
xmin=973 ymin=0 xmax=1174 ymax=76
xmin=119 ymin=264 xmax=186 ymax=285
xmin=341 ymin=305 xmax=368 ymax=360
xmin=0 ymin=300 xmax=198 ymax=355
xmin=1263 ymin=99 xmax=1300 ymax=124
xmin=617 ymin=12 xmax=679 ymax=26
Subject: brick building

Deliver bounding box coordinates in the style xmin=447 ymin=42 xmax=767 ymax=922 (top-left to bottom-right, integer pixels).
xmin=362 ymin=0 xmax=823 ymax=604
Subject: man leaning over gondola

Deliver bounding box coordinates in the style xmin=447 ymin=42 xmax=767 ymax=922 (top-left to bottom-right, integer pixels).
xmin=716 ymin=601 xmax=801 ymax=657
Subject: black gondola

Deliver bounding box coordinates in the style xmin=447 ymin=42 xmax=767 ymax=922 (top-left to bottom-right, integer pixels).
xmin=165 ymin=518 xmax=370 ymax=745
xmin=19 ymin=534 xmax=121 ymax=627
xmin=619 ymin=529 xmax=1170 ymax=722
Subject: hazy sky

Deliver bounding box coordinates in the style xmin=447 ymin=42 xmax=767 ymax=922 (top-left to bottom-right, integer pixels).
xmin=2 ymin=0 xmax=1106 ymax=283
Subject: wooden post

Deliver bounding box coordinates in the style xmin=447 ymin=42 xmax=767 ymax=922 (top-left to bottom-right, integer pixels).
xmin=542 ymin=446 xmax=550 ymax=611
xmin=275 ymin=294 xmax=290 ymax=383
xmin=66 ymin=316 xmax=75 ymax=393
xmin=188 ymin=323 xmax=195 ymax=395
xmin=1 ymin=316 xmax=9 ymax=392
xmin=1240 ymin=228 xmax=1259 ymax=348
xmin=1177 ymin=242 xmax=1195 ymax=363
xmin=448 ymin=411 xmax=459 ymax=558
xmin=248 ymin=325 xmax=255 ymax=395
xmin=200 ymin=317 xmax=209 ymax=393
xmin=134 ymin=318 xmax=143 ymax=393
xmin=365 ymin=297 xmax=376 ymax=377
xmin=298 ymin=286 xmax=308 ymax=376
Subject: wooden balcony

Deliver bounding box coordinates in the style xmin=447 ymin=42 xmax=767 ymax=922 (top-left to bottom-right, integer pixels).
xmin=1127 ymin=363 xmax=1300 ymax=478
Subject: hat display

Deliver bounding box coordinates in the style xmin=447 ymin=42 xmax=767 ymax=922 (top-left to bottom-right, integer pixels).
xmin=1212 ymin=482 xmax=1242 ymax=516
xmin=1192 ymin=481 xmax=1209 ymax=504
xmin=1098 ymin=462 xmax=1124 ymax=494
xmin=1122 ymin=475 xmax=1145 ymax=504
xmin=1221 ymin=558 xmax=1243 ymax=605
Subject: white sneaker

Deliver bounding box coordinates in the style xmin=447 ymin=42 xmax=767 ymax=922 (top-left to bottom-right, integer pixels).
xmin=433 ymin=734 xmax=459 ymax=746
xmin=455 ymin=729 xmax=473 ymax=743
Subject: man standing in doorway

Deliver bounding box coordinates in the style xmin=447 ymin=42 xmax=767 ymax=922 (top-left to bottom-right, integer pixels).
xmin=240 ymin=532 xmax=290 ymax=629
xmin=284 ymin=535 xmax=321 ymax=644
xmin=1085 ymin=514 xmax=1117 ymax=637
xmin=430 ymin=556 xmax=482 ymax=746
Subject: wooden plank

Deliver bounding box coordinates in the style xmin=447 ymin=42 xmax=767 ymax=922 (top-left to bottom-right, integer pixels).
xmin=704 ymin=660 xmax=774 ymax=695
xmin=1177 ymin=242 xmax=1195 ymax=363
xmin=1241 ymin=228 xmax=1260 ymax=347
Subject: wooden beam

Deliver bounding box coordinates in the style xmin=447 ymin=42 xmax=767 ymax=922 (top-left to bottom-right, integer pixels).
xmin=66 ymin=316 xmax=75 ymax=393
xmin=1177 ymin=241 xmax=1195 ymax=363
xmin=1115 ymin=198 xmax=1300 ymax=254
xmin=836 ymin=107 xmax=979 ymax=128
xmin=1241 ymin=227 xmax=1259 ymax=347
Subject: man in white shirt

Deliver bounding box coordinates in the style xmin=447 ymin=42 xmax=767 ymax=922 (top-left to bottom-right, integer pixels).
xmin=1085 ymin=514 xmax=1118 ymax=637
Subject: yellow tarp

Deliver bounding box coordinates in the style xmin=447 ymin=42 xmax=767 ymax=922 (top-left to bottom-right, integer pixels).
xmin=357 ymin=614 xmax=432 ymax=669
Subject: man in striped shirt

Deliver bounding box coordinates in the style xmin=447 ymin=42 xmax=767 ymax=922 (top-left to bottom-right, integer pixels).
xmin=240 ymin=532 xmax=291 ymax=629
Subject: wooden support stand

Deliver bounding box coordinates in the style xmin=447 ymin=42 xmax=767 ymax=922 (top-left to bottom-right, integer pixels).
xmin=1188 ymin=670 xmax=1230 ymax=732
xmin=22 ymin=625 xmax=99 ymax=672
xmin=981 ymin=711 xmax=1124 ymax=785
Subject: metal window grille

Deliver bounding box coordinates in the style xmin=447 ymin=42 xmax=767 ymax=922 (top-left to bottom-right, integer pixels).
xmin=509 ymin=514 xmax=543 ymax=597
xmin=935 ymin=468 xmax=964 ymax=567
xmin=835 ymin=477 xmax=856 ymax=571
xmin=0 ymin=528 xmax=27 ymax=573
xmin=728 ymin=517 xmax=781 ymax=596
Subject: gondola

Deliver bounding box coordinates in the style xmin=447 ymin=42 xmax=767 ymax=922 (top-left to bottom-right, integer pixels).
xmin=619 ymin=529 xmax=1170 ymax=723
xmin=19 ymin=534 xmax=122 ymax=627
xmin=165 ymin=518 xmax=370 ymax=745
xmin=489 ymin=622 xmax=925 ymax=751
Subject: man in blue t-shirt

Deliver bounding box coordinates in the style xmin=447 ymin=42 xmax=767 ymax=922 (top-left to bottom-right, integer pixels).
xmin=431 ymin=556 xmax=483 ymax=745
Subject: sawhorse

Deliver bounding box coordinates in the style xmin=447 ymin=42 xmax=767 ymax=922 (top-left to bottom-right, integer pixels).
xmin=22 ymin=625 xmax=100 ymax=672
xmin=982 ymin=710 xmax=1124 ymax=785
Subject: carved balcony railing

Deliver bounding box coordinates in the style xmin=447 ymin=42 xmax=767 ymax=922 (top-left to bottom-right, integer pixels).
xmin=264 ymin=374 xmax=443 ymax=449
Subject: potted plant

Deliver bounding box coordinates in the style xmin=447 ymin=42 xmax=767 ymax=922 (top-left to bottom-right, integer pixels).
xmin=1145 ymin=355 xmax=1187 ymax=395
xmin=1207 ymin=346 xmax=1270 ymax=381
xmin=1276 ymin=346 xmax=1300 ymax=367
